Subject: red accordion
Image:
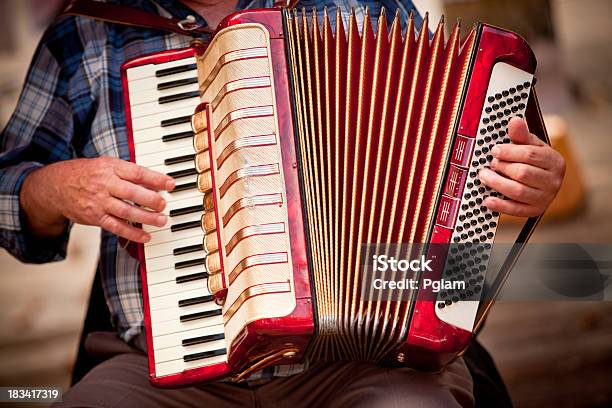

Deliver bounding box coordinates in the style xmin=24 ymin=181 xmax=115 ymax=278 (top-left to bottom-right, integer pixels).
xmin=121 ymin=8 xmax=548 ymax=386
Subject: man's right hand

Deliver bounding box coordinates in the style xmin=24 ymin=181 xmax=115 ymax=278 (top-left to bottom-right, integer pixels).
xmin=20 ymin=157 xmax=176 ymax=244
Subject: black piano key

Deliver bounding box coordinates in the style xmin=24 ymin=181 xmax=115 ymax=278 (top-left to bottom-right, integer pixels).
xmin=175 ymin=258 xmax=206 ymax=270
xmin=159 ymin=90 xmax=200 ymax=105
xmin=167 ymin=168 xmax=197 ymax=179
xmin=158 ymin=77 xmax=198 ymax=90
xmin=169 ymin=205 xmax=204 ymax=217
xmin=161 ymin=115 xmax=191 ymax=127
xmin=171 ymin=220 xmax=201 ymax=232
xmin=156 ymin=63 xmax=197 ymax=78
xmin=165 ymin=154 xmax=194 ymax=166
xmin=174 ymin=244 xmax=203 ymax=256
xmin=182 ymin=333 xmax=225 ymax=347
xmin=180 ymin=308 xmax=222 ymax=323
xmin=176 ymin=271 xmax=208 ymax=284
xmin=183 ymin=347 xmax=226 ymax=362
xmin=173 ymin=182 xmax=197 ymax=192
xmin=162 ymin=131 xmax=194 ymax=143
xmin=178 ymin=295 xmax=214 ymax=307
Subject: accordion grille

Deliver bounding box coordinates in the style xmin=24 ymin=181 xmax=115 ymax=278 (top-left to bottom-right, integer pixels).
xmin=286 ymin=9 xmax=476 ymax=361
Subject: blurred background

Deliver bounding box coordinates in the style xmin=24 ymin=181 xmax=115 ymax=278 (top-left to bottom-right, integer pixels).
xmin=0 ymin=0 xmax=611 ymax=407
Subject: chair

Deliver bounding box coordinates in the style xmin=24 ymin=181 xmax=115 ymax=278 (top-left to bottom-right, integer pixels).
xmin=71 ymin=273 xmax=513 ymax=407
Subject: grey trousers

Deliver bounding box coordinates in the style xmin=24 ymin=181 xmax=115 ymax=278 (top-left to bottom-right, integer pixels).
xmin=57 ymin=334 xmax=474 ymax=408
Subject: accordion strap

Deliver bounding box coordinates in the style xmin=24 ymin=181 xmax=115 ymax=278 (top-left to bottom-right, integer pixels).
xmin=63 ymin=0 xmax=209 ymax=37
xmin=64 ymin=0 xmax=299 ymax=37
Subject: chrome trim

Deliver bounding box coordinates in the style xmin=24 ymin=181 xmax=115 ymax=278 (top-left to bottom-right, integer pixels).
xmin=228 ymin=252 xmax=288 ymax=284
xmin=201 ymin=47 xmax=269 ymax=93
xmin=217 ymin=134 xmax=277 ymax=170
xmin=222 ymin=193 xmax=283 ymax=227
xmin=211 ymin=76 xmax=272 ymax=111
xmin=223 ymin=281 xmax=291 ymax=324
xmin=214 ymin=106 xmax=274 ymax=141
xmin=225 ymin=222 xmax=286 ymax=255
xmin=219 ymin=163 xmax=280 ymax=198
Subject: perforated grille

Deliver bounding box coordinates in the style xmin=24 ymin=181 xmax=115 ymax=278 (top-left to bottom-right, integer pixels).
xmin=437 ymin=71 xmax=533 ymax=315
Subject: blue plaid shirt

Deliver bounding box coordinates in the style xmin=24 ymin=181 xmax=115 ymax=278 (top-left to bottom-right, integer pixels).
xmin=0 ymin=0 xmax=423 ymax=380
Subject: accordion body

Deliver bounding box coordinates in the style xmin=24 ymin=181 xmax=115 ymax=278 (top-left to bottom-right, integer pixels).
xmin=122 ymin=8 xmax=548 ymax=386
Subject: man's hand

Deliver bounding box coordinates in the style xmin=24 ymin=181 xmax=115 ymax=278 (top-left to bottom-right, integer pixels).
xmin=20 ymin=157 xmax=175 ymax=243
xmin=479 ymin=117 xmax=566 ymax=217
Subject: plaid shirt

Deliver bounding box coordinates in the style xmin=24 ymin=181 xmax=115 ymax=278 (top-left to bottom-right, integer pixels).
xmin=0 ymin=0 xmax=423 ymax=380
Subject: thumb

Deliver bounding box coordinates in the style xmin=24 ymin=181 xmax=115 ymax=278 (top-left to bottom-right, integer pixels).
xmin=508 ymin=117 xmax=544 ymax=146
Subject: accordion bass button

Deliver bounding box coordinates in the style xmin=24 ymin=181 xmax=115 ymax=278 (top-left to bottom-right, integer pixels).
xmin=195 ymin=152 xmax=211 ymax=173
xmin=197 ymin=171 xmax=212 ymax=193
xmin=201 ymin=212 xmax=217 ymax=233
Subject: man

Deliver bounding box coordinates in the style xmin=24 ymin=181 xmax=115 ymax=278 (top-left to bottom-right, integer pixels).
xmin=0 ymin=0 xmax=565 ymax=406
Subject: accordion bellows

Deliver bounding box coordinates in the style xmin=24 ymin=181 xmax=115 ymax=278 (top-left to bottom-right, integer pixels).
xmin=286 ymin=10 xmax=474 ymax=362
xmin=122 ymin=7 xmax=547 ymax=386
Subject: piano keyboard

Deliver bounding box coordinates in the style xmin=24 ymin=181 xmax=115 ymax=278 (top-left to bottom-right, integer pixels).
xmin=124 ymin=50 xmax=228 ymax=379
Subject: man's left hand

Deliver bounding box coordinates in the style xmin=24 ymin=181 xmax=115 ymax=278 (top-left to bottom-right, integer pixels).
xmin=478 ymin=117 xmax=566 ymax=217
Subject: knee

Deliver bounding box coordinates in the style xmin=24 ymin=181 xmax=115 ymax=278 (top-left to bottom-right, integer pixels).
xmin=329 ymin=367 xmax=474 ymax=408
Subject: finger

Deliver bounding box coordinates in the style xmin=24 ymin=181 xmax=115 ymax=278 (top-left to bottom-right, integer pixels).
xmin=490 ymin=158 xmax=551 ymax=190
xmin=105 ymin=198 xmax=167 ymax=228
xmin=484 ymin=196 xmax=542 ymax=217
xmin=109 ymin=179 xmax=166 ymax=212
xmin=478 ymin=168 xmax=543 ymax=204
xmin=507 ymin=117 xmax=545 ymax=146
xmin=115 ymin=161 xmax=175 ymax=192
xmin=490 ymin=143 xmax=555 ymax=170
xmin=99 ymin=214 xmax=151 ymax=243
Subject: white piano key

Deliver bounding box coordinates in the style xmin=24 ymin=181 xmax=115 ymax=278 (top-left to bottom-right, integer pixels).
xmin=146 ymin=249 xmax=207 ymax=274
xmin=144 ymin=235 xmax=203 ymax=263
xmin=133 ymin=122 xmax=193 ymax=144
xmin=149 ymin=287 xmax=211 ymax=311
xmin=129 ymin=82 xmax=198 ymax=105
xmin=150 ymin=300 xmax=219 ymax=325
xmin=160 ymin=187 xmax=201 ymax=204
xmin=145 ymin=262 xmax=205 ymax=285
xmin=126 ymin=57 xmax=196 ymax=82
xmin=131 ymin=96 xmax=201 ymax=119
xmin=128 ymin=70 xmax=197 ymax=93
xmin=145 ymin=210 xmax=201 ymax=234
xmin=148 ymin=276 xmax=206 ymax=298
xmin=146 ymin=221 xmax=202 ymax=246
xmin=152 ymin=323 xmax=224 ymax=350
xmin=132 ymin=105 xmax=196 ymax=132
xmin=152 ymin=309 xmax=223 ymax=337
xmin=154 ymin=353 xmax=227 ymax=378
xmin=149 ymin=160 xmax=195 ymax=179
xmin=136 ymin=144 xmax=195 ymax=168
xmin=134 ymin=136 xmax=193 ymax=158
xmin=154 ymin=339 xmax=226 ymax=363
xmin=164 ymin=194 xmax=203 ymax=214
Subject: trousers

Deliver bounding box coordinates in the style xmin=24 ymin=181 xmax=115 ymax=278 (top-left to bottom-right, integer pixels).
xmin=57 ymin=333 xmax=474 ymax=408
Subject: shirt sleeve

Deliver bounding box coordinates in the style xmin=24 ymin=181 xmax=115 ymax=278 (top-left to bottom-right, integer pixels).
xmin=0 ymin=16 xmax=88 ymax=263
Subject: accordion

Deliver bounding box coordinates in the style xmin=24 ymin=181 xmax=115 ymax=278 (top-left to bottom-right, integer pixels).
xmin=122 ymin=8 xmax=549 ymax=386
